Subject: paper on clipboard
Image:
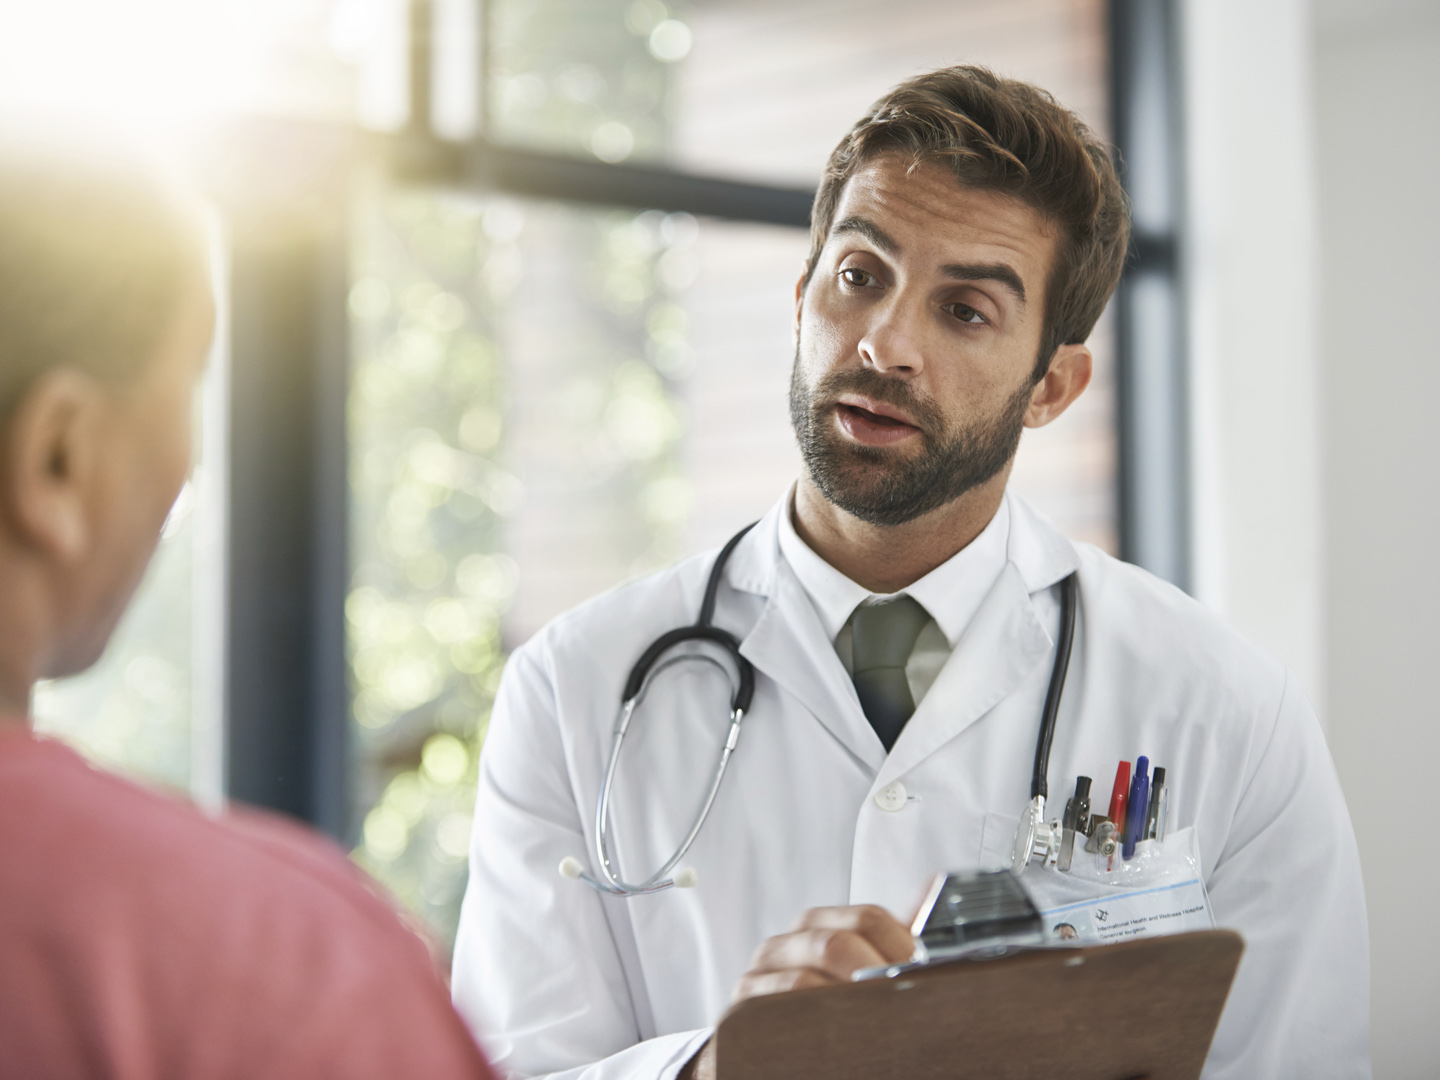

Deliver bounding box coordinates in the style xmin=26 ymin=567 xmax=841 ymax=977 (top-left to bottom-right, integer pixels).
xmin=1039 ymin=875 xmax=1212 ymax=942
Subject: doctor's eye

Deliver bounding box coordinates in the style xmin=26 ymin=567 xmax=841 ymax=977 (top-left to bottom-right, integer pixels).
xmin=944 ymin=303 xmax=987 ymax=325
xmin=839 ymin=267 xmax=877 ymax=288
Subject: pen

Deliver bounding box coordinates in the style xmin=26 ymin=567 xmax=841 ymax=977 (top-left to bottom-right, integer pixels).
xmin=1122 ymin=756 xmax=1149 ymax=860
xmin=1106 ymin=761 xmax=1130 ymax=871
xmin=1107 ymin=761 xmax=1130 ymax=834
xmin=1145 ymin=766 xmax=1168 ymax=841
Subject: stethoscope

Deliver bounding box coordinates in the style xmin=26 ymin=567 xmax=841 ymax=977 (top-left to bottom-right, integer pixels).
xmin=558 ymin=522 xmax=1078 ymax=897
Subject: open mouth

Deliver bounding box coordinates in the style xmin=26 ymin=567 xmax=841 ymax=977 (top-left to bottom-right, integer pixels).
xmin=839 ymin=403 xmax=911 ymax=427
xmin=833 ymin=400 xmax=922 ymax=445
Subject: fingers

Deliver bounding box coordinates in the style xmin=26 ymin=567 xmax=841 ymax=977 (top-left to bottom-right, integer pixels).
xmin=732 ymin=966 xmax=837 ymax=1002
xmin=730 ymin=904 xmax=916 ymax=1007
xmin=792 ymin=904 xmax=916 ymax=965
xmin=747 ymin=925 xmax=888 ymax=984
xmin=742 ymin=905 xmax=914 ymax=984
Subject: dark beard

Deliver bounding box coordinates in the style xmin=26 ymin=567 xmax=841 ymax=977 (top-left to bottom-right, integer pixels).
xmin=788 ymin=353 xmax=1031 ymax=527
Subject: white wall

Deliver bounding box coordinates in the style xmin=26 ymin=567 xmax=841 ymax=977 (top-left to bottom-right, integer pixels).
xmin=1314 ymin=1 xmax=1440 ymax=1075
xmin=1186 ymin=0 xmax=1440 ymax=1074
xmin=1182 ymin=0 xmax=1326 ymax=713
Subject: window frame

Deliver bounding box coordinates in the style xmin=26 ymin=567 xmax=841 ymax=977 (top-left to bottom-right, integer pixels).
xmin=216 ymin=0 xmax=1186 ymax=836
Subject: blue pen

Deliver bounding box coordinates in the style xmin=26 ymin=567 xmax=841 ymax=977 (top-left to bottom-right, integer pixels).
xmin=1122 ymin=756 xmax=1150 ymax=860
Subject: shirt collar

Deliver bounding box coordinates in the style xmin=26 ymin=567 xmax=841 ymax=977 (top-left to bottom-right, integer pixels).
xmin=776 ymin=486 xmax=1012 ymax=648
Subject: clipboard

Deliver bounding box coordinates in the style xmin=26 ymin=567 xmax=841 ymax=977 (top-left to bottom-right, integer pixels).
xmin=714 ymin=929 xmax=1244 ymax=1080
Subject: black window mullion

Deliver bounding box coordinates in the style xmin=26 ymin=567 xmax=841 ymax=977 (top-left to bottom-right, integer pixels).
xmin=1110 ymin=0 xmax=1190 ymax=589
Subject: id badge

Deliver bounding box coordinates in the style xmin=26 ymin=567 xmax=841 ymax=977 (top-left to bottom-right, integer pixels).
xmin=979 ymin=814 xmax=1215 ymax=945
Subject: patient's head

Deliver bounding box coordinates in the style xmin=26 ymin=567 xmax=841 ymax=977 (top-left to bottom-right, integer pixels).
xmin=0 ymin=131 xmax=213 ymax=703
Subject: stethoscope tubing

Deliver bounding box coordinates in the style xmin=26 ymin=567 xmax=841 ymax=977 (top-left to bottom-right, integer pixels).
xmin=589 ymin=657 xmax=747 ymax=895
xmin=582 ymin=524 xmax=759 ymax=897
xmin=576 ymin=520 xmax=1081 ymax=894
xmin=1031 ymin=571 xmax=1079 ymax=802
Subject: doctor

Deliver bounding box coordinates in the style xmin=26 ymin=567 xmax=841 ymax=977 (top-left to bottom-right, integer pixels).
xmin=452 ymin=65 xmax=1369 ymax=1079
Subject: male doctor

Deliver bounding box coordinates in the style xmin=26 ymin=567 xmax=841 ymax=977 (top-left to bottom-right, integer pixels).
xmin=452 ymin=66 xmax=1369 ymax=1079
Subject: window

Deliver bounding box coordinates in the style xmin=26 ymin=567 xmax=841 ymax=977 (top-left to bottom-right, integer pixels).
xmin=347 ymin=0 xmax=1116 ymax=950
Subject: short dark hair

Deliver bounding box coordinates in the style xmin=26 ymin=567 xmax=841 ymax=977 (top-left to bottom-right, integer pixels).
xmin=0 ymin=130 xmax=208 ymax=420
xmin=805 ymin=65 xmax=1130 ymax=378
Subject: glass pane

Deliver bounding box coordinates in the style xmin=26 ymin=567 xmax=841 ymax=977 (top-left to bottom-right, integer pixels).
xmin=673 ymin=0 xmax=1109 ymax=185
xmin=347 ymin=186 xmax=806 ymax=948
xmin=347 ymin=191 xmax=507 ymax=945
xmin=488 ymin=0 xmax=685 ymax=163
xmin=488 ymin=0 xmax=1108 ymax=186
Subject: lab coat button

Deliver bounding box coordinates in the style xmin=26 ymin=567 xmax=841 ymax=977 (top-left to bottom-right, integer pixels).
xmin=874 ymin=781 xmax=908 ymax=812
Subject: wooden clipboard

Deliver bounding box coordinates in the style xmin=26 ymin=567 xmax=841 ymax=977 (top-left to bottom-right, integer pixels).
xmin=714 ymin=929 xmax=1244 ymax=1080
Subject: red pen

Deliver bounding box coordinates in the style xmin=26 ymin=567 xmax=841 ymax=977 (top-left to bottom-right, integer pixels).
xmin=1107 ymin=760 xmax=1131 ymax=833
xmin=1106 ymin=760 xmax=1130 ymax=871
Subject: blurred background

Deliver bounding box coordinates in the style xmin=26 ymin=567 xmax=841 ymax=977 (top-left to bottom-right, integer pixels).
xmin=3 ymin=0 xmax=1435 ymax=1074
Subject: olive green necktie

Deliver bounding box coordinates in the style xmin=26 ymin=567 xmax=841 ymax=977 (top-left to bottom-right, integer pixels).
xmin=849 ymin=595 xmax=930 ymax=752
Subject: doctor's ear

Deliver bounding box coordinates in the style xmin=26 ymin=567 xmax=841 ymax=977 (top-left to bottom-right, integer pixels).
xmin=1 ymin=369 xmax=107 ymax=561
xmin=1024 ymin=342 xmax=1092 ymax=429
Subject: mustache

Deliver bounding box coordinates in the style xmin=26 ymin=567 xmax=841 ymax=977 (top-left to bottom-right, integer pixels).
xmin=808 ymin=368 xmax=944 ymax=438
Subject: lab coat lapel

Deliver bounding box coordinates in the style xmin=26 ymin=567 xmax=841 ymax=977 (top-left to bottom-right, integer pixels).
xmin=738 ymin=560 xmax=887 ymax=774
xmin=875 ymin=561 xmax=1052 ymax=788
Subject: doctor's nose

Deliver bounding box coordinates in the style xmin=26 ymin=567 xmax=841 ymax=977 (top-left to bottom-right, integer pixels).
xmin=857 ymin=303 xmax=925 ymax=377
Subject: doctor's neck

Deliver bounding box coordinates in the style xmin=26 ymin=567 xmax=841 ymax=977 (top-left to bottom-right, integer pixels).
xmin=792 ymin=466 xmax=1011 ymax=594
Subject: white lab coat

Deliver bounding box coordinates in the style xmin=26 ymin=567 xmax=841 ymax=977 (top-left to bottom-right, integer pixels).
xmin=452 ymin=491 xmax=1369 ymax=1080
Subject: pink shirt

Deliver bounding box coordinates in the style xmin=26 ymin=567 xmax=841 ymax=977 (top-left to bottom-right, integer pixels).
xmin=0 ymin=729 xmax=494 ymax=1080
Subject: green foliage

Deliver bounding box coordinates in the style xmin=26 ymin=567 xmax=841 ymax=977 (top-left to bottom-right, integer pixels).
xmin=349 ymin=0 xmax=691 ymax=954
xmin=347 ymin=189 xmax=510 ymax=947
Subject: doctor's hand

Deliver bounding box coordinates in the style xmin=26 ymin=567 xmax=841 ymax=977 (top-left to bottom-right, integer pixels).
xmin=732 ymin=904 xmax=915 ymax=999
xmin=679 ymin=905 xmax=914 ymax=1080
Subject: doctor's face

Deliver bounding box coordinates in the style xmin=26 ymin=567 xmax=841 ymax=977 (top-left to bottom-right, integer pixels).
xmin=790 ymin=155 xmax=1066 ymax=526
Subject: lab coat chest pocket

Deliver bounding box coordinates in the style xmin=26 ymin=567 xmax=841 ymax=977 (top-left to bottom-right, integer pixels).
xmin=979 ymin=810 xmax=1020 ymax=870
xmin=977 ymin=811 xmax=1215 ymax=944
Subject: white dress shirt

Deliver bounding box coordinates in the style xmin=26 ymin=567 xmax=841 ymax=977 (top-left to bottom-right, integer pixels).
xmin=776 ymin=489 xmax=1011 ymax=708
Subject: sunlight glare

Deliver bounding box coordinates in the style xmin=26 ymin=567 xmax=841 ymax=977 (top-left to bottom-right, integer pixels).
xmin=0 ymin=0 xmax=380 ymax=133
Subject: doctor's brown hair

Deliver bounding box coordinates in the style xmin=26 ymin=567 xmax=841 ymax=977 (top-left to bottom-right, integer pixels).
xmin=805 ymin=65 xmax=1130 ymax=380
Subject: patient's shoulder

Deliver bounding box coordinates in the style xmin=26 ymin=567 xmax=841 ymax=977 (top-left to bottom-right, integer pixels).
xmin=0 ymin=730 xmax=489 ymax=1079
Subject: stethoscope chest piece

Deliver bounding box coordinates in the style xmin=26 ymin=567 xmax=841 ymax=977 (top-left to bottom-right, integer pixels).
xmin=1012 ymin=795 xmax=1061 ymax=875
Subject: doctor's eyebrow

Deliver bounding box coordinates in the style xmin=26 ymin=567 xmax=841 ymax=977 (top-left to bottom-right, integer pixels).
xmin=940 ymin=262 xmax=1027 ymax=304
xmin=830 ymin=216 xmax=1028 ymax=304
xmin=833 ymin=215 xmax=900 ymax=255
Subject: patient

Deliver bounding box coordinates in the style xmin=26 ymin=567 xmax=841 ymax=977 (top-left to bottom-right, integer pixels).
xmin=0 ymin=133 xmax=495 ymax=1078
